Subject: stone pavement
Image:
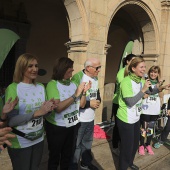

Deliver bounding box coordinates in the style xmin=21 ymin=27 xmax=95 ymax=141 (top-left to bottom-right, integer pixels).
xmin=0 ymin=131 xmax=170 ymax=170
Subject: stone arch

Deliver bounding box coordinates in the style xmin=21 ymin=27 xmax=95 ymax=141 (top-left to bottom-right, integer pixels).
xmin=107 ymin=0 xmax=160 ymax=55
xmin=105 ymin=0 xmax=160 ymax=84
xmin=63 ymin=0 xmax=89 ymax=42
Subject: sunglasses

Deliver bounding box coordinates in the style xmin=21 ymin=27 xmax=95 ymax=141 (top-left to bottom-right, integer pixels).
xmin=89 ymin=65 xmax=101 ymax=71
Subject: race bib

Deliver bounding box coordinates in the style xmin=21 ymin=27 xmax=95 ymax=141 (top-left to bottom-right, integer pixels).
xmin=147 ymin=96 xmax=157 ymax=103
xmin=136 ymin=103 xmax=142 ymax=116
xmin=64 ymin=110 xmax=79 ymax=127
xmin=27 ymin=117 xmax=43 ymax=130
xmin=90 ymin=91 xmax=97 ymax=100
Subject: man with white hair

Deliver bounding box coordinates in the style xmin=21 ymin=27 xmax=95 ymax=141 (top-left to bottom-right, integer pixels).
xmin=70 ymin=58 xmax=101 ymax=170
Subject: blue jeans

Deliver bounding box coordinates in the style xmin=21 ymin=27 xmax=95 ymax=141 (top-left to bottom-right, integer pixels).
xmin=70 ymin=120 xmax=94 ymax=170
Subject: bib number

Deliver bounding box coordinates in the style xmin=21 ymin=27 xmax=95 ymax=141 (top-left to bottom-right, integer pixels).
xmin=90 ymin=92 xmax=97 ymax=100
xmin=27 ymin=117 xmax=43 ymax=130
xmin=64 ymin=110 xmax=79 ymax=127
xmin=136 ymin=103 xmax=142 ymax=116
xmin=147 ymin=96 xmax=157 ymax=103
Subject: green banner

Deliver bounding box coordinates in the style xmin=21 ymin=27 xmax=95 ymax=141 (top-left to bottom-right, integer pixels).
xmin=0 ymin=29 xmax=20 ymax=68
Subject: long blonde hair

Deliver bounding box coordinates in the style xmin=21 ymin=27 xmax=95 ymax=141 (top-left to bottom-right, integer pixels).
xmin=13 ymin=53 xmax=38 ymax=84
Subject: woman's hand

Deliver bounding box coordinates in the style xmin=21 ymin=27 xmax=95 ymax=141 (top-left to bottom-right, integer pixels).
xmin=160 ymin=84 xmax=170 ymax=91
xmin=74 ymin=82 xmax=86 ymax=97
xmin=141 ymin=79 xmax=152 ymax=93
xmin=1 ymin=97 xmax=18 ymax=120
xmin=0 ymin=127 xmax=15 ymax=146
xmin=33 ymin=99 xmax=56 ymax=117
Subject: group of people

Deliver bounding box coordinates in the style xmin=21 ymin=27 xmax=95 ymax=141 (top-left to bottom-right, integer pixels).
xmin=0 ymin=53 xmax=101 ymax=170
xmin=112 ymin=54 xmax=170 ymax=170
xmin=1 ymin=53 xmax=170 ymax=170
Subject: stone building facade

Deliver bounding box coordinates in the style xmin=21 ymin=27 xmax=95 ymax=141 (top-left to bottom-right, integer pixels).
xmin=1 ymin=0 xmax=170 ymax=123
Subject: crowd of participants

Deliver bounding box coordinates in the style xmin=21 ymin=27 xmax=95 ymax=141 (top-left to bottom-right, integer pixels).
xmin=0 ymin=53 xmax=101 ymax=170
xmin=112 ymin=55 xmax=170 ymax=170
xmin=0 ymin=53 xmax=170 ymax=170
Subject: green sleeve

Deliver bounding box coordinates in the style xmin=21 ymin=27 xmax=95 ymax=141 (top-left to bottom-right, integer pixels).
xmin=117 ymin=68 xmax=125 ymax=84
xmin=5 ymin=83 xmax=18 ymax=110
xmin=120 ymin=77 xmax=133 ymax=98
xmin=46 ymin=80 xmax=60 ymax=100
xmin=71 ymin=71 xmax=83 ymax=87
xmin=5 ymin=83 xmax=17 ymax=102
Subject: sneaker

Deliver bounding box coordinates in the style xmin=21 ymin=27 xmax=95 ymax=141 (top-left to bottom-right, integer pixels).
xmin=145 ymin=145 xmax=154 ymax=155
xmin=164 ymin=139 xmax=170 ymax=146
xmin=154 ymin=142 xmax=162 ymax=149
xmin=112 ymin=148 xmax=120 ymax=156
xmin=129 ymin=164 xmax=139 ymax=170
xmin=138 ymin=145 xmax=145 ymax=155
xmin=80 ymin=162 xmax=98 ymax=170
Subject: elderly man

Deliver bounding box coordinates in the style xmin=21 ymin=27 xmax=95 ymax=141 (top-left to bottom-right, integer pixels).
xmin=70 ymin=58 xmax=101 ymax=170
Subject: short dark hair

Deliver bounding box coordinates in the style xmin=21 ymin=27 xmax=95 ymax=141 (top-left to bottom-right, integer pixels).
xmin=122 ymin=54 xmax=136 ymax=67
xmin=52 ymin=57 xmax=74 ymax=80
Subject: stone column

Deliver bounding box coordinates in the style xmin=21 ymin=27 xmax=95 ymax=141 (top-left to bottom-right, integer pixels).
xmin=65 ymin=41 xmax=89 ymax=73
xmin=159 ymin=0 xmax=170 ymax=85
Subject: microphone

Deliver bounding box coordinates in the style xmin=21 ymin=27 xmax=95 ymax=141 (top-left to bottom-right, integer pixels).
xmin=144 ymin=74 xmax=153 ymax=92
xmin=159 ymin=80 xmax=165 ymax=87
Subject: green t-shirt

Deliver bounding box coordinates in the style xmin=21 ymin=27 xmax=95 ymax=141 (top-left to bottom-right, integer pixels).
xmin=117 ymin=76 xmax=144 ymax=124
xmin=113 ymin=67 xmax=125 ymax=104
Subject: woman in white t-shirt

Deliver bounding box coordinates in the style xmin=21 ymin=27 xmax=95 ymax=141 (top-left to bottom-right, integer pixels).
xmin=139 ymin=66 xmax=164 ymax=155
xmin=5 ymin=53 xmax=55 ymax=170
xmin=116 ymin=58 xmax=170 ymax=170
xmin=45 ymin=57 xmax=90 ymax=170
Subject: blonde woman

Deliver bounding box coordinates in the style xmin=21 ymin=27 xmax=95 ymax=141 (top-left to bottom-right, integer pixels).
xmin=5 ymin=53 xmax=55 ymax=170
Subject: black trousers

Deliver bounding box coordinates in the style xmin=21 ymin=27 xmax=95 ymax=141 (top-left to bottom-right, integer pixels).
xmin=117 ymin=117 xmax=140 ymax=170
xmin=8 ymin=141 xmax=44 ymax=170
xmin=140 ymin=114 xmax=158 ymax=146
xmin=111 ymin=103 xmax=120 ymax=148
xmin=161 ymin=116 xmax=170 ymax=141
xmin=45 ymin=120 xmax=75 ymax=170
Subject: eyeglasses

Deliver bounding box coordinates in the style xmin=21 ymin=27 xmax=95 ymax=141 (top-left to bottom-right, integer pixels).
xmin=89 ymin=65 xmax=101 ymax=71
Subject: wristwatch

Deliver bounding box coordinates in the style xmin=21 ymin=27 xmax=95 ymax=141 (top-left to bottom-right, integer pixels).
xmin=71 ymin=94 xmax=77 ymax=102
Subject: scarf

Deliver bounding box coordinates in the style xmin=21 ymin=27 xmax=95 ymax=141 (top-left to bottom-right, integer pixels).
xmin=129 ymin=72 xmax=141 ymax=84
xmin=58 ymin=79 xmax=71 ymax=86
xmin=150 ymin=79 xmax=158 ymax=85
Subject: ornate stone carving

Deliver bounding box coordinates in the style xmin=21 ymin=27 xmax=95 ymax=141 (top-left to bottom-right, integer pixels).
xmin=161 ymin=0 xmax=170 ymax=9
xmin=104 ymin=44 xmax=111 ymax=55
xmin=65 ymin=41 xmax=89 ymax=53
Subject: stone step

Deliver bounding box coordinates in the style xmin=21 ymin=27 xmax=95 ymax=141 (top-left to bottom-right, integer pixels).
xmin=91 ymin=138 xmax=170 ymax=170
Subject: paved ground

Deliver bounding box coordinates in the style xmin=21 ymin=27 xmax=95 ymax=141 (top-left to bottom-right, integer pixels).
xmin=0 ymin=128 xmax=170 ymax=170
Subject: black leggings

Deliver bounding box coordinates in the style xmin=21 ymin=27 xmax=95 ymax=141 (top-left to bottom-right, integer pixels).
xmin=140 ymin=114 xmax=158 ymax=146
xmin=161 ymin=116 xmax=170 ymax=141
xmin=45 ymin=120 xmax=75 ymax=170
xmin=117 ymin=117 xmax=140 ymax=170
xmin=111 ymin=103 xmax=120 ymax=148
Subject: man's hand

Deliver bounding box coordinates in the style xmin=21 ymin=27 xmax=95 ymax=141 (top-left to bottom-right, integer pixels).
xmin=167 ymin=110 xmax=170 ymax=116
xmin=90 ymin=100 xmax=100 ymax=109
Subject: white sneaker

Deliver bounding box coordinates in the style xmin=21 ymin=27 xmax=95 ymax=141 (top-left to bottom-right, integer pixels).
xmin=112 ymin=148 xmax=120 ymax=156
